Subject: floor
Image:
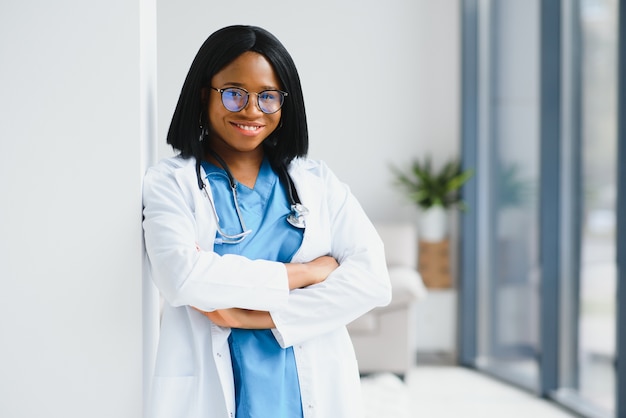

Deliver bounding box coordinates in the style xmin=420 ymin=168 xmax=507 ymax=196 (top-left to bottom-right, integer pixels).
xmin=361 ymin=365 xmax=580 ymax=418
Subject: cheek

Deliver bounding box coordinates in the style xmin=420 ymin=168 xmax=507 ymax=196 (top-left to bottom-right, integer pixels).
xmin=207 ymin=93 xmax=226 ymax=118
xmin=208 ymin=104 xmax=227 ymax=127
xmin=270 ymin=111 xmax=282 ymax=128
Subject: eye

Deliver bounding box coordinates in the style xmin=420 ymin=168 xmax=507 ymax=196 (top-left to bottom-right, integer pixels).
xmin=225 ymin=88 xmax=245 ymax=99
xmin=259 ymin=91 xmax=278 ymax=101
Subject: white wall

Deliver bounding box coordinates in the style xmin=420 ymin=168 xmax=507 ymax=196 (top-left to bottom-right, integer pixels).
xmin=157 ymin=0 xmax=460 ymax=223
xmin=0 ymin=1 xmax=144 ymax=417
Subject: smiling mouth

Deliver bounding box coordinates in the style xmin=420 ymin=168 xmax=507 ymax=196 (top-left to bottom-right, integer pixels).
xmin=233 ymin=123 xmax=262 ymax=131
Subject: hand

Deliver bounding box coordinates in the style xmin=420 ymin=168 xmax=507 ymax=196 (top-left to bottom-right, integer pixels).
xmin=194 ymin=307 xmax=275 ymax=329
xmin=285 ymin=255 xmax=339 ymax=289
xmin=196 ymin=308 xmax=229 ymax=327
xmin=305 ymin=255 xmax=339 ymax=284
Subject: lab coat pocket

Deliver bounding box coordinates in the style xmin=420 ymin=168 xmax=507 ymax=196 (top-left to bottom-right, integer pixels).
xmin=147 ymin=375 xmax=197 ymax=418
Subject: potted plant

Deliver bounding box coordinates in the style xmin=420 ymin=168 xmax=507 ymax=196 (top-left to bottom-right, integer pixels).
xmin=391 ymin=156 xmax=474 ymax=241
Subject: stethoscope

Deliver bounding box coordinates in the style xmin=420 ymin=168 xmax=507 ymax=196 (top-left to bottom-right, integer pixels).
xmin=201 ymin=150 xmax=309 ymax=245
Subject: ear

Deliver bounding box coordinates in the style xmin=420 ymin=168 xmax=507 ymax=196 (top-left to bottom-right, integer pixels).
xmin=200 ymin=87 xmax=209 ymax=104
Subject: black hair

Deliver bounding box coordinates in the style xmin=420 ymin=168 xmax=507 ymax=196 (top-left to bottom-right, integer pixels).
xmin=166 ymin=25 xmax=309 ymax=189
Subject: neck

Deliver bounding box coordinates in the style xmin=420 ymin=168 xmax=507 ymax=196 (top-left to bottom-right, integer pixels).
xmin=206 ymin=148 xmax=264 ymax=189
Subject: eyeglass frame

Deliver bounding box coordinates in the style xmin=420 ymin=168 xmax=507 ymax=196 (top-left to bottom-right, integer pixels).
xmin=210 ymin=86 xmax=288 ymax=114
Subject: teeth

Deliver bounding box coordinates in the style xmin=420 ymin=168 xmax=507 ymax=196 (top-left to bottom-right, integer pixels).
xmin=235 ymin=124 xmax=260 ymax=131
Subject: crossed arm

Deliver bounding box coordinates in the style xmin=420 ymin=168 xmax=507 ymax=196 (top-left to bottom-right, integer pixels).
xmin=194 ymin=255 xmax=339 ymax=329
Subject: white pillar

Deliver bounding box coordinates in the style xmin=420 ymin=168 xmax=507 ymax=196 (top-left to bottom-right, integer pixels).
xmin=0 ymin=1 xmax=150 ymax=416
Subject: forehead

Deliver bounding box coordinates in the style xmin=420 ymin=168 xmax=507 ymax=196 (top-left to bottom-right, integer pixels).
xmin=212 ymin=51 xmax=281 ymax=89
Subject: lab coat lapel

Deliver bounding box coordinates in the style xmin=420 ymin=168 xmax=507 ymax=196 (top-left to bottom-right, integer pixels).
xmin=288 ymin=160 xmax=332 ymax=263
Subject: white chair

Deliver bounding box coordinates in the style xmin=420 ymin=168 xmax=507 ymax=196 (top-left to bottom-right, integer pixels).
xmin=347 ymin=222 xmax=427 ymax=377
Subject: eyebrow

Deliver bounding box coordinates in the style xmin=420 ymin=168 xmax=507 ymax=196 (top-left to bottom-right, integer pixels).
xmin=220 ymin=82 xmax=282 ymax=91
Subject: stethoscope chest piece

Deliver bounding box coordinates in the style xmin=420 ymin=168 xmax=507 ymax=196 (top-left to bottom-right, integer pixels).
xmin=206 ymin=150 xmax=309 ymax=236
xmin=287 ymin=203 xmax=308 ymax=229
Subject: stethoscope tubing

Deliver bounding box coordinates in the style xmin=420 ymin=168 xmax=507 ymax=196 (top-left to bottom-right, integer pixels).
xmin=204 ymin=150 xmax=308 ymax=245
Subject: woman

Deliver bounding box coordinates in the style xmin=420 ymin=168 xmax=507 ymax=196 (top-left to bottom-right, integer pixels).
xmin=143 ymin=25 xmax=391 ymax=418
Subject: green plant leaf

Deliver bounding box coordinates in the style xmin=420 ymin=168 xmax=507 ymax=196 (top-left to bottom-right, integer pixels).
xmin=390 ymin=156 xmax=474 ymax=210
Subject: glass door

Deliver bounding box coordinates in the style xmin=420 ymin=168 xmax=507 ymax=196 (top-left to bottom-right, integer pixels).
xmin=463 ymin=0 xmax=622 ymax=414
xmin=476 ymin=0 xmax=542 ymax=391
xmin=559 ymin=0 xmax=618 ymax=414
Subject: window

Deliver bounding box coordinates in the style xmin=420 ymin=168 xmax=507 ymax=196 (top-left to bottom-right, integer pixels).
xmin=475 ymin=0 xmax=542 ymax=391
xmin=460 ymin=0 xmax=623 ymax=415
xmin=557 ymin=0 xmax=617 ymax=414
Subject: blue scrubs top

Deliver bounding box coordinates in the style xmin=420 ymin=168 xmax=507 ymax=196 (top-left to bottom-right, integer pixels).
xmin=202 ymin=158 xmax=304 ymax=418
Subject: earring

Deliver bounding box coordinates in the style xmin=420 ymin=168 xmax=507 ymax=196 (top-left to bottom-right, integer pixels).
xmin=198 ymin=113 xmax=207 ymax=142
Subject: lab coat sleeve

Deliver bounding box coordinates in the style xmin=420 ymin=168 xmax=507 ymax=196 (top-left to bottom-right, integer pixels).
xmin=270 ymin=162 xmax=392 ymax=348
xmin=142 ymin=159 xmax=289 ymax=312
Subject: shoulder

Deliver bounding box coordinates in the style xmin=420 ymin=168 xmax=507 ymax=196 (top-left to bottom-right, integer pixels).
xmin=143 ymin=155 xmax=200 ymax=200
xmin=144 ymin=155 xmax=197 ymax=184
xmin=288 ymin=157 xmax=351 ymax=196
xmin=288 ymin=157 xmax=336 ymax=181
xmin=145 ymin=154 xmax=193 ymax=177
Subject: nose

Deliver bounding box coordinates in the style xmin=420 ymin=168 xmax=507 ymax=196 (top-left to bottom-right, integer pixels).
xmin=241 ymin=93 xmax=264 ymax=115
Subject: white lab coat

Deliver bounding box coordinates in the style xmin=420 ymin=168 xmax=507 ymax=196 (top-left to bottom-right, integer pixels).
xmin=142 ymin=155 xmax=391 ymax=418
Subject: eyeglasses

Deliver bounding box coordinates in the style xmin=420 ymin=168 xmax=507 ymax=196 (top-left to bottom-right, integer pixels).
xmin=211 ymin=87 xmax=288 ymax=114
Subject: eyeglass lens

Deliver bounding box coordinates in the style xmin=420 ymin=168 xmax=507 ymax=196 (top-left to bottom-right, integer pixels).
xmin=219 ymin=87 xmax=285 ymax=114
